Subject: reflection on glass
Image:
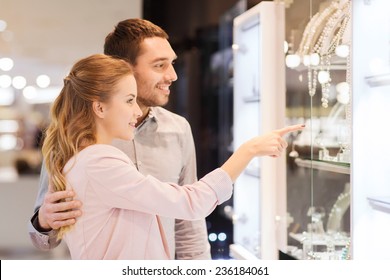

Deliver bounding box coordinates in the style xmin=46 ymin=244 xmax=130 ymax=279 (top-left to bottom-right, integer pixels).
xmin=336 ymin=119 xmax=350 ymax=163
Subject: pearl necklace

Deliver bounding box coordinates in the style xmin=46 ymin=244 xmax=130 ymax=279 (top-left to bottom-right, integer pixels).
xmin=297 ymin=1 xmax=339 ymax=57
xmin=318 ymin=1 xmax=351 ymax=108
xmin=305 ymin=0 xmax=351 ymax=106
xmin=312 ymin=1 xmax=350 ymax=56
xmin=302 ymin=1 xmax=340 ymax=98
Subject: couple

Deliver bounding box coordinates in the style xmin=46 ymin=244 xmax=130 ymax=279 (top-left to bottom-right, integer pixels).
xmin=28 ymin=19 xmax=304 ymax=260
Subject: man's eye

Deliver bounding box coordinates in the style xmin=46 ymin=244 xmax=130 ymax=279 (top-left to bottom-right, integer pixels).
xmin=127 ymin=99 xmax=134 ymax=103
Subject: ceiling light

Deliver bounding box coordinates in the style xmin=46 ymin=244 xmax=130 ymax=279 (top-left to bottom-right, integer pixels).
xmin=0 ymin=75 xmax=12 ymax=88
xmin=0 ymin=57 xmax=14 ymax=71
xmin=23 ymin=86 xmax=37 ymax=100
xmin=12 ymin=76 xmax=27 ymax=89
xmin=36 ymin=74 xmax=51 ymax=88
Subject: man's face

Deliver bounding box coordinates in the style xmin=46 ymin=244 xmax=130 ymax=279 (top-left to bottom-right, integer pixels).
xmin=133 ymin=37 xmax=178 ymax=109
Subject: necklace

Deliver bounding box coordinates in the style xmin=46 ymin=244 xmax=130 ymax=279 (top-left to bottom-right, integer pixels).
xmin=319 ymin=1 xmax=351 ymax=108
xmin=297 ymin=1 xmax=338 ymax=57
xmin=305 ymin=1 xmax=339 ymax=98
xmin=305 ymin=0 xmax=351 ymax=105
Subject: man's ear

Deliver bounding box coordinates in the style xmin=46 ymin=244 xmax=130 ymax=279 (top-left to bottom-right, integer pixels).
xmin=92 ymin=101 xmax=105 ymax=118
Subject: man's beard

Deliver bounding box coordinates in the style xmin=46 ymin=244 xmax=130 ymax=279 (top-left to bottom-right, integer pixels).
xmin=137 ymin=93 xmax=169 ymax=108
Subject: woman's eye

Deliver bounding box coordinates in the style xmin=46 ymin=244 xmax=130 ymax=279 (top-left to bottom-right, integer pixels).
xmin=127 ymin=99 xmax=134 ymax=103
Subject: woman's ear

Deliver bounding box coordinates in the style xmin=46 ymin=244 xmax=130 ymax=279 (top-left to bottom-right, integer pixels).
xmin=92 ymin=101 xmax=105 ymax=119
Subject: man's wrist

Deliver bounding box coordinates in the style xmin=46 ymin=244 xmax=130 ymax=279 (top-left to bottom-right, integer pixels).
xmin=31 ymin=210 xmax=52 ymax=233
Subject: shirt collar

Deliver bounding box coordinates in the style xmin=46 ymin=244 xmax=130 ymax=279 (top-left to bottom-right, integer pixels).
xmin=147 ymin=107 xmax=159 ymax=122
xmin=136 ymin=107 xmax=159 ymax=131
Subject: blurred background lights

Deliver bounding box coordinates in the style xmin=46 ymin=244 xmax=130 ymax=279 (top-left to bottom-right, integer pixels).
xmin=23 ymin=86 xmax=38 ymax=100
xmin=12 ymin=75 xmax=26 ymax=89
xmin=0 ymin=134 xmax=18 ymax=151
xmin=335 ymin=44 xmax=350 ymax=58
xmin=302 ymin=55 xmax=311 ymax=66
xmin=285 ymin=54 xmax=300 ymax=68
xmin=0 ymin=120 xmax=19 ymax=133
xmin=208 ymin=232 xmax=227 ymax=242
xmin=0 ymin=57 xmax=14 ymax=71
xmin=318 ymin=70 xmax=330 ymax=84
xmin=283 ymin=41 xmax=289 ymax=54
xmin=0 ymin=88 xmax=14 ymax=105
xmin=218 ymin=232 xmax=227 ymax=242
xmin=208 ymin=233 xmax=217 ymax=242
xmin=0 ymin=74 xmax=12 ymax=88
xmin=336 ymin=82 xmax=350 ymax=104
xmin=310 ymin=53 xmax=320 ymax=66
xmin=36 ymin=74 xmax=50 ymax=88
xmin=1 ymin=30 xmax=14 ymax=42
xmin=0 ymin=19 xmax=7 ymax=31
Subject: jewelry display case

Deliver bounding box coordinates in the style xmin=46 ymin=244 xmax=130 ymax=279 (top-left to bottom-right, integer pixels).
xmin=285 ymin=0 xmax=390 ymax=260
xmin=284 ymin=0 xmax=352 ymax=260
xmin=231 ymin=0 xmax=390 ymax=260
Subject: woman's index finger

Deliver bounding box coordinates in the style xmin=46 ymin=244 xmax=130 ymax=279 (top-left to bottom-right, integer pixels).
xmin=275 ymin=124 xmax=305 ymax=136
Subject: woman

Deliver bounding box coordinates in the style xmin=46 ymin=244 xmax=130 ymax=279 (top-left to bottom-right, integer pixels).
xmin=42 ymin=54 xmax=303 ymax=259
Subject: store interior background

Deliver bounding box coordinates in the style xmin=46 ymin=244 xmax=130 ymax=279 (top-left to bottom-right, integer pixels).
xmin=0 ymin=0 xmax=335 ymax=260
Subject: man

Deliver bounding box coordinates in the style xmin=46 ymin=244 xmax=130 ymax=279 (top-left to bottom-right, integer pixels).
xmin=28 ymin=18 xmax=211 ymax=260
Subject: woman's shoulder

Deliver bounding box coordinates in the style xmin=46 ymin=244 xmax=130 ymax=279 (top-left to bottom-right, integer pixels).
xmin=64 ymin=144 xmax=132 ymax=174
xmin=81 ymin=144 xmax=131 ymax=162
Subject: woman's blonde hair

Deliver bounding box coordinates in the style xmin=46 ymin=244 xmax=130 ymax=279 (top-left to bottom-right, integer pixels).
xmin=41 ymin=54 xmax=133 ymax=238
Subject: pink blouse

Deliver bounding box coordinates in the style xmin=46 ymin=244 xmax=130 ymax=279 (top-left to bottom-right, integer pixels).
xmin=62 ymin=144 xmax=233 ymax=259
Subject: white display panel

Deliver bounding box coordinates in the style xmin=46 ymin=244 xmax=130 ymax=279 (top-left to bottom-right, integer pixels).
xmin=231 ymin=2 xmax=285 ymax=259
xmin=232 ymin=10 xmax=261 ymax=259
xmin=351 ymin=0 xmax=390 ymax=259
